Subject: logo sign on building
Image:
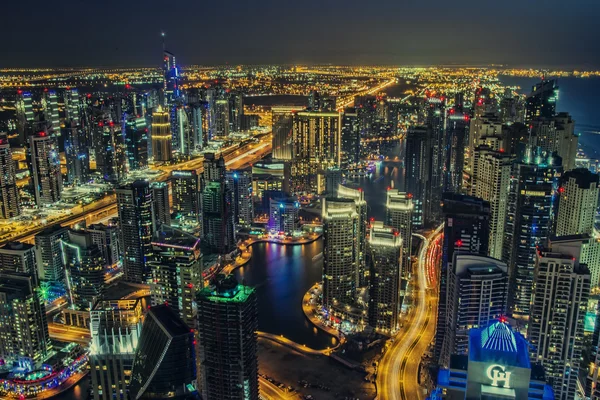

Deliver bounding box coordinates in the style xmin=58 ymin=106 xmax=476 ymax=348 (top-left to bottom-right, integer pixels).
xmin=486 ymin=364 xmax=511 ymax=388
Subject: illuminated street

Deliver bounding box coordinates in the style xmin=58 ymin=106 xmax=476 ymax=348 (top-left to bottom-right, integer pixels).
xmin=377 ymin=224 xmax=442 ymax=400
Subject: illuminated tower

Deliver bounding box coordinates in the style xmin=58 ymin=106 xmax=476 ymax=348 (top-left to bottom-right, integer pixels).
xmin=171 ymin=170 xmax=202 ymax=227
xmin=471 ymin=145 xmax=512 ymax=260
xmin=271 ymin=106 xmax=296 ymax=161
xmin=525 ymin=79 xmax=559 ymax=122
xmin=367 ymin=222 xmax=402 ymax=333
xmin=117 ymin=181 xmax=155 ymax=283
xmin=529 ymin=246 xmax=589 ymax=400
xmin=151 ymin=182 xmax=171 ymax=227
xmin=0 ymin=272 xmax=51 ymax=366
xmin=0 ymin=135 xmax=21 ymax=218
xmin=214 ymin=99 xmax=230 ymax=137
xmin=341 ymin=108 xmax=360 ymax=167
xmin=151 ymin=106 xmax=172 ymax=162
xmin=0 ymin=242 xmax=37 ymax=283
xmin=35 ymin=225 xmax=69 ymax=282
xmin=29 ymin=132 xmax=63 ymax=205
xmin=556 ymin=168 xmax=599 ymax=237
xmin=405 ymin=126 xmax=429 ymax=228
xmin=124 ymin=116 xmax=148 ymax=171
xmin=322 ymin=197 xmax=358 ymax=312
xmin=61 ymin=230 xmax=105 ymax=310
xmin=197 ymin=275 xmax=259 ymax=400
xmin=226 ymin=170 xmax=254 ymax=228
xmin=89 ymin=298 xmax=144 ymax=400
xmin=291 ymin=111 xmax=341 ymax=194
xmin=425 ymin=96 xmax=446 ymax=224
xmin=385 ymin=190 xmax=413 ymax=278
xmin=64 ymin=122 xmax=90 ymax=185
xmin=64 ymin=88 xmax=81 ymax=125
xmin=149 ymin=227 xmax=203 ymax=329
xmin=15 ymin=90 xmax=34 ymax=144
xmin=338 ymin=184 xmax=368 ymax=286
xmin=42 ymin=89 xmax=60 ymax=135
xmin=269 ymin=197 xmax=300 ymax=235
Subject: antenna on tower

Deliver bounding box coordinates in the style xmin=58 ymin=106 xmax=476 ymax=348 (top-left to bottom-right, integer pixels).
xmin=161 ymin=31 xmax=166 ymax=51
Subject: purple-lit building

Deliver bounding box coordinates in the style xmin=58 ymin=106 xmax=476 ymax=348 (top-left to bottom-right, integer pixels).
xmin=268 ymin=197 xmax=300 ymax=235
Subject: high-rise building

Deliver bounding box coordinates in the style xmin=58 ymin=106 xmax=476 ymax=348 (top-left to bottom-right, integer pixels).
xmin=172 ymin=170 xmax=202 ymax=225
xmin=553 ymin=112 xmax=578 ymax=171
xmin=117 ymin=181 xmax=155 ymax=283
xmin=528 ymin=247 xmax=590 ymax=400
xmin=272 ymin=106 xmax=296 ymax=161
xmin=151 ymin=106 xmax=172 ymax=162
xmin=87 ymin=223 xmax=120 ymax=268
xmin=467 ymin=113 xmax=502 ymax=188
xmin=187 ymin=102 xmax=205 ymax=152
xmin=435 ymin=320 xmax=554 ymax=400
xmin=435 ymin=193 xmax=490 ymax=363
xmin=61 ymin=230 xmax=105 ymax=310
xmin=367 ymin=222 xmax=402 ymax=333
xmin=201 ymin=181 xmax=235 ymax=254
xmin=64 ymin=122 xmax=90 ymax=185
xmin=525 ymin=79 xmax=559 ymax=122
xmin=226 ymin=170 xmax=254 ymax=228
xmin=35 ymin=225 xmax=69 ymax=282
xmin=124 ymin=116 xmax=148 ymax=171
xmin=197 ymin=275 xmax=259 ymax=400
xmin=42 ymin=90 xmax=60 ymax=135
xmin=291 ymin=111 xmax=341 ymax=194
xmin=322 ymin=197 xmax=358 ymax=311
xmin=149 ymin=227 xmax=203 ymax=329
xmin=504 ymin=153 xmax=562 ymax=317
xmin=0 ymin=272 xmax=51 ymax=365
xmin=341 ymin=108 xmax=360 ymax=167
xmin=338 ymin=184 xmax=368 ymax=286
xmin=445 ymin=107 xmax=469 ymax=193
xmin=202 ymin=152 xmax=226 ymax=182
xmin=268 ymin=197 xmax=300 ymax=235
xmin=29 ymin=132 xmax=63 ymax=205
xmin=324 ymin=167 xmax=342 ymax=197
xmin=385 ymin=190 xmax=413 ymax=278
xmin=556 ymin=168 xmax=599 ymax=237
xmin=228 ymin=91 xmax=243 ymax=132
xmin=162 ymin=49 xmax=180 ymax=106
xmin=89 ymin=298 xmax=144 ymax=400
xmin=425 ymin=97 xmax=446 ymax=224
xmin=437 ymin=254 xmax=508 ymax=366
xmin=175 ymin=105 xmax=192 ymax=156
xmin=0 ymin=242 xmax=38 ymax=282
xmin=0 ymin=135 xmax=21 ymax=218
xmin=64 ymin=88 xmax=81 ymax=125
xmin=95 ymin=120 xmax=127 ymax=184
xmin=471 ymin=145 xmax=512 ymax=260
xmin=405 ymin=126 xmax=429 ymax=228
xmin=129 ymin=305 xmax=198 ymax=400
xmin=214 ymin=99 xmax=230 ymax=137
xmin=152 ymin=182 xmax=171 ymax=227
xmin=15 ymin=90 xmax=34 ymax=144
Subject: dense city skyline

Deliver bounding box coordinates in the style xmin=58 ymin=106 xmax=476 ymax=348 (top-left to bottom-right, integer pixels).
xmin=3 ymin=0 xmax=600 ymax=68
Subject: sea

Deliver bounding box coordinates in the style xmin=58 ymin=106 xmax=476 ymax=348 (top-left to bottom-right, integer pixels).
xmin=499 ymin=76 xmax=600 ymax=160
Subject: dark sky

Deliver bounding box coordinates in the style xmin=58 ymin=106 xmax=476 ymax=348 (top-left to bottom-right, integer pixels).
xmin=3 ymin=0 xmax=599 ymax=68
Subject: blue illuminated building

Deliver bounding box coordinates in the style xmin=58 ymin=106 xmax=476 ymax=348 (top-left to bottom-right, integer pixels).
xmin=434 ymin=320 xmax=554 ymax=400
xmin=268 ymin=197 xmax=300 ymax=235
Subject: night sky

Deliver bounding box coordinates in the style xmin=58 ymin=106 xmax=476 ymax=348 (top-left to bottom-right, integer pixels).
xmin=3 ymin=0 xmax=599 ymax=68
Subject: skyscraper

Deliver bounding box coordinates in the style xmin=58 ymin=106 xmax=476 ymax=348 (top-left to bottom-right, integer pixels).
xmin=341 ymin=108 xmax=360 ymax=167
xmin=129 ymin=305 xmax=198 ymax=400
xmin=525 ymin=79 xmax=559 ymax=122
xmin=425 ymin=97 xmax=446 ymax=224
xmin=268 ymin=197 xmax=300 ymax=235
xmin=151 ymin=181 xmax=171 ymax=227
xmin=556 ymin=168 xmax=599 ymax=237
xmin=405 ymin=126 xmax=429 ymax=228
xmin=471 ymin=144 xmax=512 ymax=260
xmin=226 ymin=170 xmax=254 ymax=228
xmin=504 ymin=153 xmax=562 ymax=317
xmin=437 ymin=254 xmax=508 ymax=366
xmin=124 ymin=116 xmax=148 ymax=171
xmin=0 ymin=242 xmax=37 ymax=281
xmin=214 ymin=99 xmax=230 ymax=137
xmin=0 ymin=272 xmax=51 ymax=365
xmin=35 ymin=225 xmax=68 ymax=282
xmin=151 ymin=106 xmax=172 ymax=162
xmin=117 ymin=181 xmax=155 ymax=283
xmin=528 ymin=247 xmax=590 ymax=400
xmin=367 ymin=221 xmax=402 ymax=333
xmin=197 ymin=275 xmax=259 ymax=400
xmin=322 ymin=197 xmax=358 ymax=312
xmin=149 ymin=227 xmax=203 ymax=328
xmin=87 ymin=223 xmax=120 ymax=268
xmin=291 ymin=111 xmax=341 ymax=194
xmin=64 ymin=122 xmax=90 ymax=185
xmin=385 ymin=190 xmax=413 ymax=278
xmin=15 ymin=90 xmax=34 ymax=144
xmin=338 ymin=184 xmax=368 ymax=286
xmin=445 ymin=106 xmax=469 ymax=193
xmin=435 ymin=193 xmax=490 ymax=363
xmin=89 ymin=298 xmax=144 ymax=400
xmin=172 ymin=170 xmax=202 ymax=227
xmin=61 ymin=230 xmax=105 ymax=310
xmin=42 ymin=89 xmax=60 ymax=135
xmin=0 ymin=135 xmax=21 ymax=218
xmin=30 ymin=132 xmax=63 ymax=205
xmin=272 ymin=106 xmax=296 ymax=161
xmin=201 ymin=181 xmax=235 ymax=254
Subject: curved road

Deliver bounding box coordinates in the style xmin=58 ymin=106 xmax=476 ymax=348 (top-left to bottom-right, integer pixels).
xmin=377 ymin=224 xmax=442 ymax=400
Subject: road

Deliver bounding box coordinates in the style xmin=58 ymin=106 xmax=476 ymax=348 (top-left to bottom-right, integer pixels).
xmin=377 ymin=224 xmax=443 ymax=400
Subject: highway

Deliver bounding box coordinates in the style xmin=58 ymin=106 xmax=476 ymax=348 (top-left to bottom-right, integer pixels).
xmin=377 ymin=224 xmax=443 ymax=400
